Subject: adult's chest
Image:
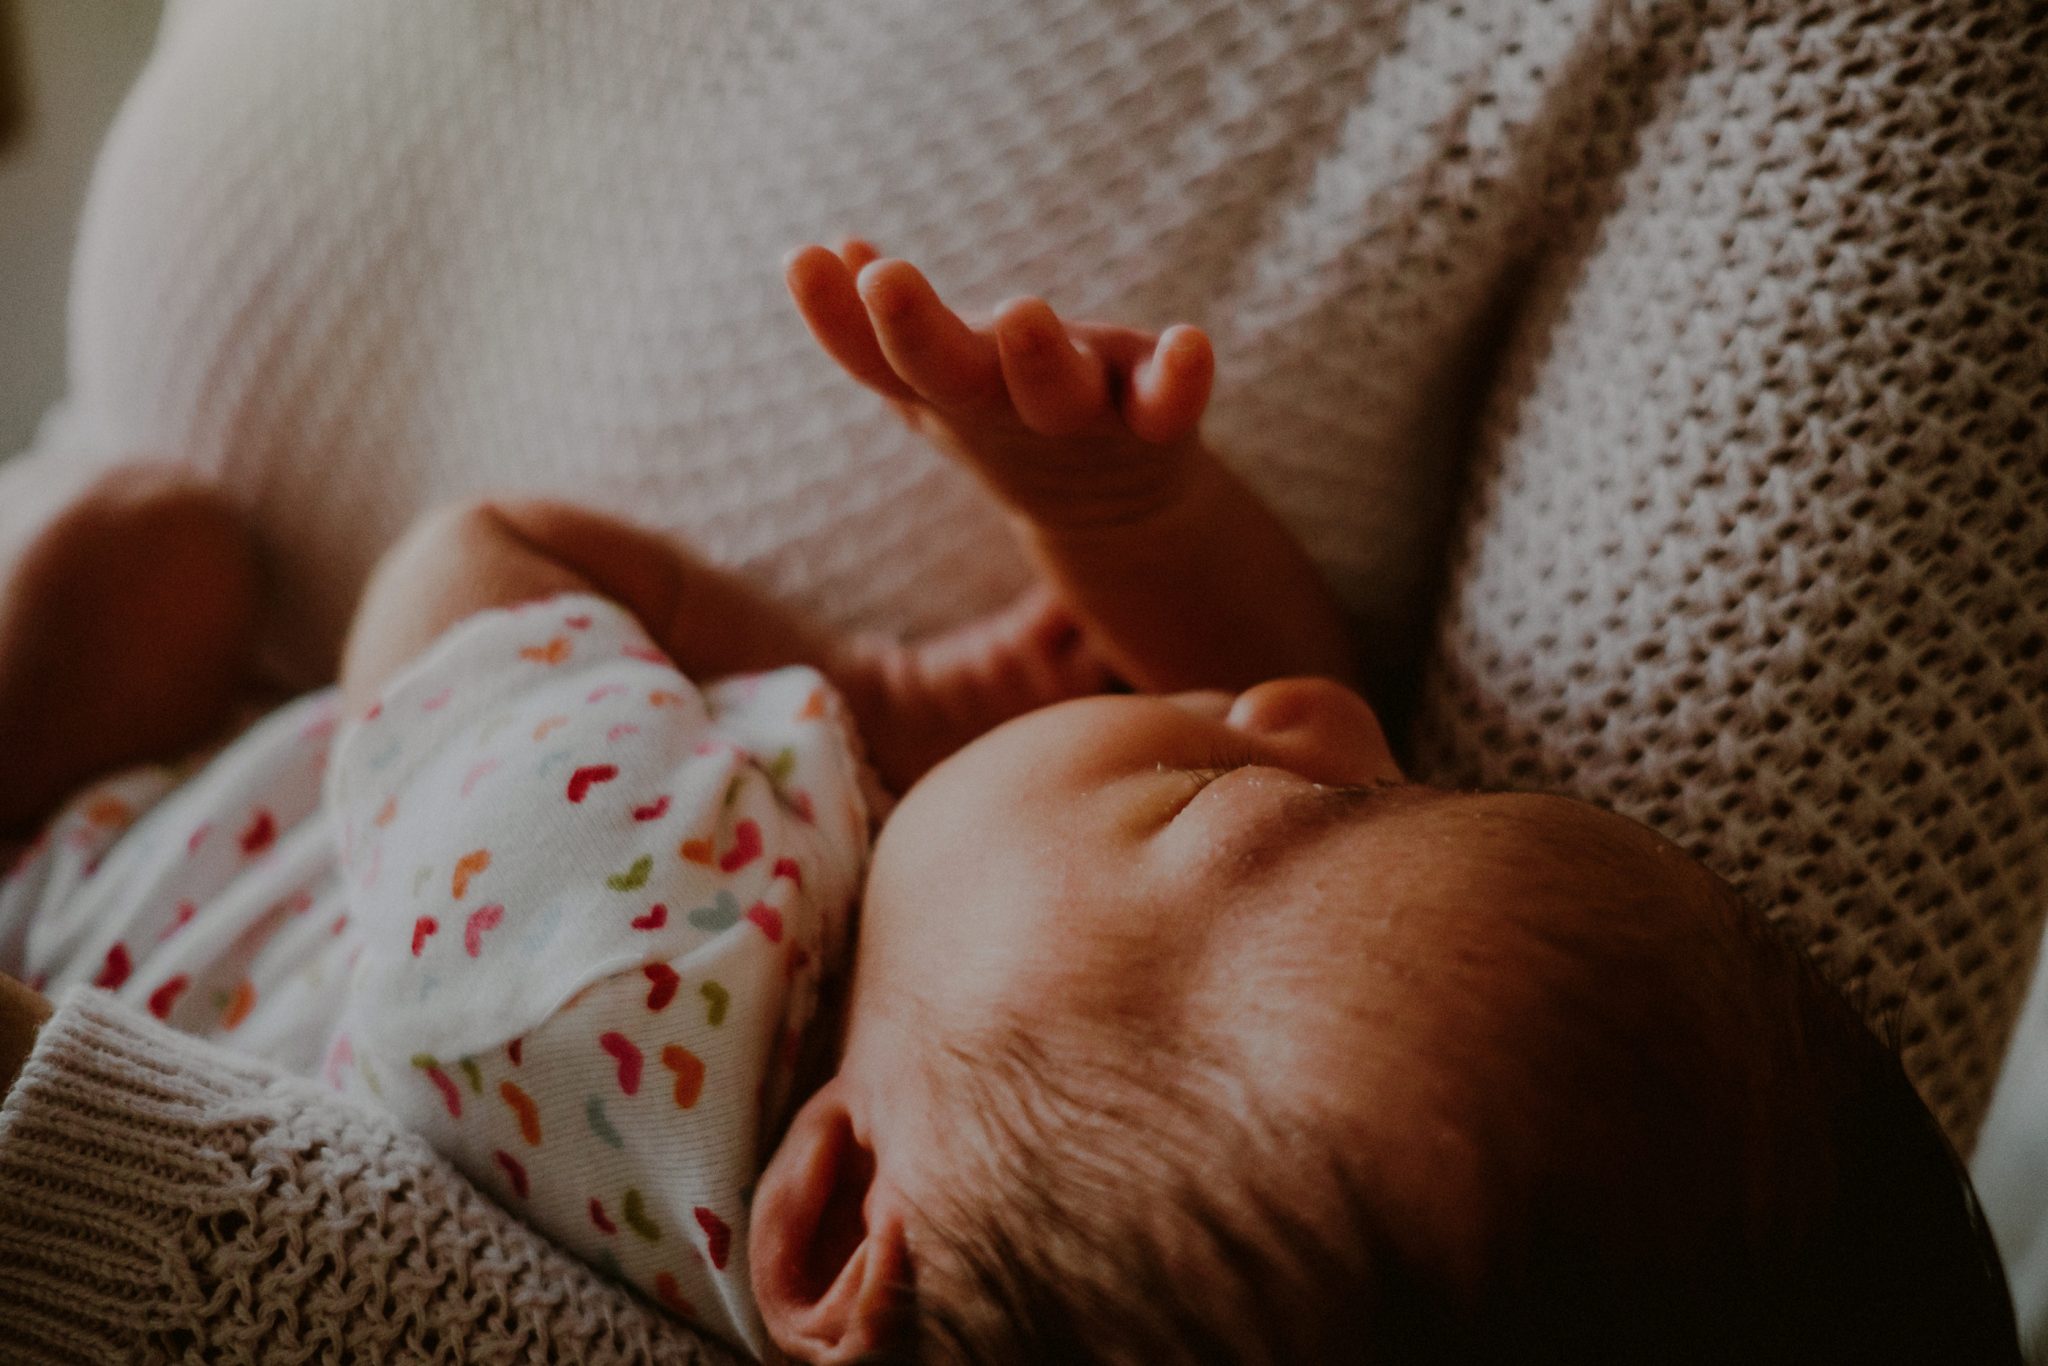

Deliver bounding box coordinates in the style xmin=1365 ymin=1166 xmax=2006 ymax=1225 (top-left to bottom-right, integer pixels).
xmin=66 ymin=0 xmax=1600 ymax=684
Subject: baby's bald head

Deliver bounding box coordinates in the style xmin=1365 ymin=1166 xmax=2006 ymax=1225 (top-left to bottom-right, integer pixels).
xmin=754 ymin=683 xmax=2016 ymax=1361
xmin=879 ymin=792 xmax=2018 ymax=1362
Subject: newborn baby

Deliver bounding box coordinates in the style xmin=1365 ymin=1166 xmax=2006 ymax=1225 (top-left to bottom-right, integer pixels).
xmin=0 ymin=247 xmax=2016 ymax=1364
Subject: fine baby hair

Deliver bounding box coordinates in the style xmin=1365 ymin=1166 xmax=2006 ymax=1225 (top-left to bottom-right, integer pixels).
xmin=843 ymin=798 xmax=2020 ymax=1365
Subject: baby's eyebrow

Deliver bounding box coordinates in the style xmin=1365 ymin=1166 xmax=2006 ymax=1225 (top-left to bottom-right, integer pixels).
xmin=1203 ymin=777 xmax=1422 ymax=877
xmin=1309 ymin=778 xmax=1417 ymax=812
xmin=1281 ymin=778 xmax=1440 ymax=844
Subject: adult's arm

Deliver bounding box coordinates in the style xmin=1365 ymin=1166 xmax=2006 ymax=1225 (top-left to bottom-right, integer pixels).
xmin=1411 ymin=0 xmax=2048 ymax=1147
xmin=0 ymin=985 xmax=739 ymax=1364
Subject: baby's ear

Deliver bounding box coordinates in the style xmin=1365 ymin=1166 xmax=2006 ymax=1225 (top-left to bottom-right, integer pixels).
xmin=751 ymin=1079 xmax=911 ymax=1364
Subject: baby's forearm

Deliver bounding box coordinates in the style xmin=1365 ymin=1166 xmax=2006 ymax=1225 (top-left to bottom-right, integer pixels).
xmin=340 ymin=500 xmax=833 ymax=715
xmin=1017 ymin=448 xmax=1359 ymax=694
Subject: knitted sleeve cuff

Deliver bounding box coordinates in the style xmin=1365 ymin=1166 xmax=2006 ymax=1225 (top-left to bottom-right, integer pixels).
xmin=0 ymin=988 xmax=735 ymax=1364
xmin=0 ymin=987 xmax=275 ymax=1361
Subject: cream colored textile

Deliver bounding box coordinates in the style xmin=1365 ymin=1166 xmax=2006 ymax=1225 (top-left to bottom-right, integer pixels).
xmin=24 ymin=0 xmax=2048 ymax=1148
xmin=0 ymin=989 xmax=740 ymax=1364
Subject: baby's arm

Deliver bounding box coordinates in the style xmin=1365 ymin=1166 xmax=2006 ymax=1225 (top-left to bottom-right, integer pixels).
xmin=787 ymin=242 xmax=1358 ymax=695
xmin=340 ymin=500 xmax=1106 ymax=790
xmin=339 ymin=499 xmax=835 ymax=717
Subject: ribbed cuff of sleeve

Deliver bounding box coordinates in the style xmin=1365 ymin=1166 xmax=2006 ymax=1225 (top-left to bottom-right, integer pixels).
xmin=0 ymin=987 xmax=276 ymax=1363
xmin=0 ymin=988 xmax=738 ymax=1365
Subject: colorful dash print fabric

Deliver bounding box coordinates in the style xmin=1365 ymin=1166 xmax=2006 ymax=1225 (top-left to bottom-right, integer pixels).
xmin=0 ymin=592 xmax=871 ymax=1355
xmin=0 ymin=690 xmax=354 ymax=1077
xmin=323 ymin=594 xmax=869 ymax=1353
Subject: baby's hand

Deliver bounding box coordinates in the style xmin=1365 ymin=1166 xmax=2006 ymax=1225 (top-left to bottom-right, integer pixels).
xmin=786 ymin=243 xmax=1356 ymax=694
xmin=785 ymin=241 xmax=1213 ymax=532
xmin=0 ymin=461 xmax=259 ymax=834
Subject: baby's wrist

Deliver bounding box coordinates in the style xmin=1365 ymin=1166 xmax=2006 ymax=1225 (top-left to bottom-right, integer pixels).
xmin=1018 ymin=454 xmax=1358 ymax=693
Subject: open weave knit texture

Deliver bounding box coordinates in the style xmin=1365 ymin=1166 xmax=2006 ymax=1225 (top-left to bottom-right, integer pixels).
xmin=0 ymin=992 xmax=739 ymax=1364
xmin=1406 ymin=2 xmax=2048 ymax=1141
xmin=1 ymin=0 xmax=2039 ymax=1322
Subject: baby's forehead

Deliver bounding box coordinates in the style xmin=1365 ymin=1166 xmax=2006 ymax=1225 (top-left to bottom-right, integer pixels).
xmin=1195 ymin=785 xmax=1711 ymax=932
xmin=1332 ymin=788 xmax=1722 ymax=908
xmin=1146 ymin=787 xmax=1744 ymax=1055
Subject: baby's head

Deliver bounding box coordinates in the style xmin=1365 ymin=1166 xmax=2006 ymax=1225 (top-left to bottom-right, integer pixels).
xmin=752 ymin=681 xmax=2017 ymax=1363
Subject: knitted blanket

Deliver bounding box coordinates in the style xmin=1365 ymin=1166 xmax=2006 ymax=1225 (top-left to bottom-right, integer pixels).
xmin=28 ymin=0 xmax=2048 ymax=1151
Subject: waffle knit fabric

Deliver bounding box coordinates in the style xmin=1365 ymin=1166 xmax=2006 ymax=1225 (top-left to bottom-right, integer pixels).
xmin=0 ymin=990 xmax=740 ymax=1364
xmin=1 ymin=0 xmax=2043 ymax=1347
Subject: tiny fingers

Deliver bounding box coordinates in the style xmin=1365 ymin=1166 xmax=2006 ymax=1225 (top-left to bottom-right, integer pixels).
xmin=1125 ymin=324 xmax=1215 ymax=445
xmin=837 ymin=239 xmax=884 ymax=274
xmin=784 ymin=244 xmax=918 ymax=402
xmin=1016 ymin=591 xmax=1120 ymax=699
xmin=793 ymin=244 xmax=1216 ymax=447
xmin=856 ymin=259 xmax=1003 ymax=410
xmin=993 ymin=297 xmax=1111 ymax=437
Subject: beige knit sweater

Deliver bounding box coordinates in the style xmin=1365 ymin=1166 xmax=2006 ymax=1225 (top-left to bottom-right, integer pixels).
xmin=0 ymin=991 xmax=739 ymax=1363
xmin=3 ymin=0 xmax=2044 ymax=1356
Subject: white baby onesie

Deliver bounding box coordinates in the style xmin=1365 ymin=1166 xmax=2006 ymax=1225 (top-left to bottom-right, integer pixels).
xmin=324 ymin=594 xmax=870 ymax=1352
xmin=0 ymin=593 xmax=872 ymax=1356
